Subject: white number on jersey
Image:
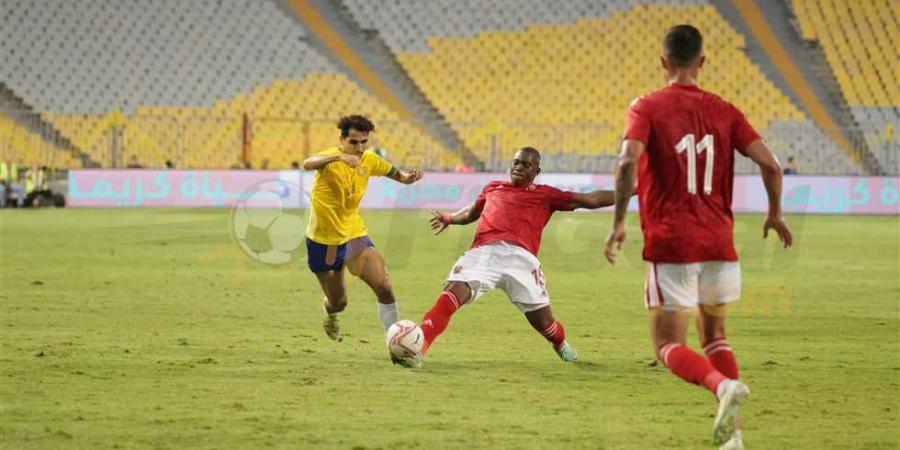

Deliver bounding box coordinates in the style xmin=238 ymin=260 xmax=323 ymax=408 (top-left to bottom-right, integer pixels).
xmin=675 ymin=133 xmax=715 ymax=195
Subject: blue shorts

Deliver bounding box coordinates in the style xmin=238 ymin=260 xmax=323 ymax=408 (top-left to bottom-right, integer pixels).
xmin=306 ymin=236 xmax=375 ymax=273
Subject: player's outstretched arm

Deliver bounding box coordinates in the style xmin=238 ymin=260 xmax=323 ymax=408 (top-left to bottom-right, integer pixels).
xmin=387 ymin=167 xmax=423 ymax=185
xmin=428 ymin=205 xmax=482 ymax=235
xmin=570 ymin=190 xmax=616 ymax=210
xmin=744 ymin=139 xmax=793 ymax=248
xmin=604 ymin=139 xmax=644 ymax=264
xmin=302 ymin=153 xmax=359 ymax=170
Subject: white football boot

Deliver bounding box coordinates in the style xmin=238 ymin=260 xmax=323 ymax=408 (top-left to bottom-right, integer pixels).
xmin=712 ymin=380 xmax=750 ymax=445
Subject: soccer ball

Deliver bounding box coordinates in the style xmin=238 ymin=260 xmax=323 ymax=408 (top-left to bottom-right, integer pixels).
xmin=231 ymin=180 xmax=306 ymax=265
xmin=385 ymin=320 xmax=424 ymax=358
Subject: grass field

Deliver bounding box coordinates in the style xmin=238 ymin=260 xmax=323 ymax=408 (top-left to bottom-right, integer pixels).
xmin=1 ymin=209 xmax=898 ymax=449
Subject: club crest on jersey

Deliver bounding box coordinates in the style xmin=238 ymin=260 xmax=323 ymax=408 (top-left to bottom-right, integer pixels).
xmin=452 ymin=265 xmax=463 ymax=274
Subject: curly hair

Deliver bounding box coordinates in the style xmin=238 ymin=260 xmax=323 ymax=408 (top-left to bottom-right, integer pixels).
xmin=337 ymin=115 xmax=375 ymax=137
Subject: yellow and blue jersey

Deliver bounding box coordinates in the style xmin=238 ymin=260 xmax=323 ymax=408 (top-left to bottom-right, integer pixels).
xmin=306 ymin=147 xmax=394 ymax=245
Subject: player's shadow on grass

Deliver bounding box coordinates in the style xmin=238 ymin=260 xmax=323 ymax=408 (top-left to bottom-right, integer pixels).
xmin=389 ymin=358 xmax=609 ymax=375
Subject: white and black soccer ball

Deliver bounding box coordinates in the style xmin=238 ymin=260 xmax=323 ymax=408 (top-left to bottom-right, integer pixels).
xmin=230 ymin=180 xmax=307 ymax=265
xmin=386 ymin=320 xmax=425 ymax=358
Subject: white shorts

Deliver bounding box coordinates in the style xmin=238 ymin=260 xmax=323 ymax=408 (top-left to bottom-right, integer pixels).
xmin=445 ymin=241 xmax=550 ymax=313
xmin=644 ymin=261 xmax=741 ymax=310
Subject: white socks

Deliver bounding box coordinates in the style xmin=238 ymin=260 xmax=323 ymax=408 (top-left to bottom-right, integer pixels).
xmin=378 ymin=302 xmax=399 ymax=330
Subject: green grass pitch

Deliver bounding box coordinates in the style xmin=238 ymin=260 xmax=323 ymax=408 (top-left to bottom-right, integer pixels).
xmin=1 ymin=209 xmax=897 ymax=449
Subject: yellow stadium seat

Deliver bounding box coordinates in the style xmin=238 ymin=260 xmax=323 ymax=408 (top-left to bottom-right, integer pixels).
xmin=397 ymin=4 xmax=805 ymax=160
xmin=1 ymin=113 xmax=82 ymax=169
xmin=43 ymin=73 xmax=458 ymax=169
xmin=792 ymin=0 xmax=898 ymax=108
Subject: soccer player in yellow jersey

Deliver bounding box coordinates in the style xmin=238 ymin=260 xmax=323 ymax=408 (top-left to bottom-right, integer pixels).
xmin=302 ymin=115 xmax=422 ymax=342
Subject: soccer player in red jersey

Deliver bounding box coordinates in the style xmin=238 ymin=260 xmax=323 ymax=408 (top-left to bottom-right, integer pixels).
xmin=604 ymin=25 xmax=793 ymax=448
xmin=402 ymin=147 xmax=616 ymax=368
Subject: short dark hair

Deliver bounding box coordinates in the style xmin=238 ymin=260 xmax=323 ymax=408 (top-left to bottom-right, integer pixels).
xmin=337 ymin=115 xmax=375 ymax=137
xmin=517 ymin=146 xmax=541 ymax=161
xmin=663 ymin=24 xmax=703 ymax=68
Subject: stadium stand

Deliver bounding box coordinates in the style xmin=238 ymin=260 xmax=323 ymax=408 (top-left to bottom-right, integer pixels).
xmin=0 ymin=112 xmax=80 ymax=169
xmin=1 ymin=0 xmax=891 ymax=174
xmin=344 ymin=0 xmax=865 ymax=174
xmin=790 ymin=0 xmax=899 ymax=174
xmin=0 ymin=0 xmax=455 ymax=170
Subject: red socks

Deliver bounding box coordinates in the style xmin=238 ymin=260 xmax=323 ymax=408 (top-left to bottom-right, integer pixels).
xmin=540 ymin=320 xmax=566 ymax=351
xmin=419 ymin=292 xmax=569 ymax=356
xmin=419 ymin=291 xmax=460 ymax=355
xmin=703 ymin=337 xmax=739 ymax=380
xmin=658 ymin=343 xmax=726 ymax=395
xmin=657 ymin=338 xmax=740 ymax=398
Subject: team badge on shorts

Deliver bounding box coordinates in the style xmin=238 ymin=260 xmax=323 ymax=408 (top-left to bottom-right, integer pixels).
xmin=453 ymin=265 xmax=463 ymax=274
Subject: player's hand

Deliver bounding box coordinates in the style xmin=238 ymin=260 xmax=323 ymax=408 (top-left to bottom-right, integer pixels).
xmin=406 ymin=168 xmax=423 ymax=183
xmin=604 ymin=223 xmax=627 ymax=264
xmin=428 ymin=210 xmax=450 ymax=235
xmin=763 ymin=213 xmax=793 ymax=248
xmin=339 ymin=153 xmax=360 ymax=168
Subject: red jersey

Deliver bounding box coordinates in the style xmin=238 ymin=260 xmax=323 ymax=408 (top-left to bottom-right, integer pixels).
xmin=470 ymin=181 xmax=575 ymax=256
xmin=623 ymin=83 xmax=761 ymax=263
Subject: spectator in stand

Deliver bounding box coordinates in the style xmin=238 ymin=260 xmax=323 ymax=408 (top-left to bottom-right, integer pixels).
xmin=126 ymin=155 xmax=143 ymax=168
xmin=0 ymin=161 xmax=8 ymax=208
xmin=783 ymin=156 xmax=799 ymax=175
xmin=455 ymin=161 xmax=475 ymax=173
xmin=165 ymin=160 xmax=175 ymax=169
xmin=9 ymin=170 xmax=27 ymax=207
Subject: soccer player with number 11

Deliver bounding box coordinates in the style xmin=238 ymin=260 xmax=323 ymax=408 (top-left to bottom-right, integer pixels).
xmin=604 ymin=25 xmax=793 ymax=449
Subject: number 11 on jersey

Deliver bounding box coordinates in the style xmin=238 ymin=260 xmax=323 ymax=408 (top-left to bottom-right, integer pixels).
xmin=675 ymin=133 xmax=714 ymax=195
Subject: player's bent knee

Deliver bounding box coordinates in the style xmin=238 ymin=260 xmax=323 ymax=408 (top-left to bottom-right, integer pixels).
xmin=443 ymin=281 xmax=472 ymax=305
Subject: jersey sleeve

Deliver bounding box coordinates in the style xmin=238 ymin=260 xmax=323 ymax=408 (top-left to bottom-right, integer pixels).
xmin=366 ymin=150 xmax=394 ymax=177
xmin=472 ymin=185 xmax=488 ymax=213
xmin=310 ymin=148 xmax=341 ymax=170
xmin=731 ymin=107 xmax=761 ymax=156
xmin=622 ymin=97 xmax=651 ymax=145
xmin=545 ymin=186 xmax=576 ymax=212
xmin=315 ymin=147 xmax=340 ymax=157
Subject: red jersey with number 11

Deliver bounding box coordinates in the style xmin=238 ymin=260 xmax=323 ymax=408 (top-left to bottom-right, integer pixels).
xmin=623 ymin=83 xmax=761 ymax=263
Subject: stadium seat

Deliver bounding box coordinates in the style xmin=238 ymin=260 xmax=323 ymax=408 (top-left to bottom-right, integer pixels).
xmin=345 ymin=0 xmax=864 ymax=174
xmin=790 ymin=0 xmax=899 ymax=174
xmin=0 ymin=112 xmax=80 ymax=169
xmin=1 ymin=0 xmax=456 ymax=170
